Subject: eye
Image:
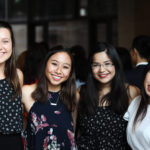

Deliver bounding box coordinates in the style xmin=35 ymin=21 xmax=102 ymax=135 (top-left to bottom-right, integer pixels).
xmin=104 ymin=62 xmax=113 ymax=67
xmin=3 ymin=40 xmax=9 ymax=43
xmin=63 ymin=65 xmax=70 ymax=69
xmin=105 ymin=62 xmax=111 ymax=66
xmin=51 ymin=62 xmax=57 ymax=66
xmin=92 ymin=63 xmax=99 ymax=68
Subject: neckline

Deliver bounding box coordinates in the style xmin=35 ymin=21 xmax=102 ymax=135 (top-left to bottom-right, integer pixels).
xmin=0 ymin=78 xmax=6 ymax=82
xmin=48 ymin=91 xmax=60 ymax=94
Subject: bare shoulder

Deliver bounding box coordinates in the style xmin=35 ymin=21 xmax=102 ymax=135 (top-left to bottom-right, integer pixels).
xmin=22 ymin=83 xmax=37 ymax=112
xmin=76 ymin=86 xmax=81 ymax=104
xmin=22 ymin=83 xmax=37 ymax=96
xmin=17 ymin=68 xmax=24 ymax=86
xmin=126 ymin=83 xmax=141 ymax=104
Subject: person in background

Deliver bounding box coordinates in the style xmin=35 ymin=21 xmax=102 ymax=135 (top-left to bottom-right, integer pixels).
xmin=22 ymin=48 xmax=77 ymax=150
xmin=116 ymin=47 xmax=133 ymax=74
xmin=76 ymin=42 xmax=140 ymax=150
xmin=22 ymin=42 xmax=49 ymax=85
xmin=0 ymin=21 xmax=24 ymax=149
xmin=124 ymin=62 xmax=150 ymax=150
xmin=126 ymin=35 xmax=150 ymax=89
xmin=70 ymin=45 xmax=88 ymax=88
xmin=16 ymin=50 xmax=27 ymax=71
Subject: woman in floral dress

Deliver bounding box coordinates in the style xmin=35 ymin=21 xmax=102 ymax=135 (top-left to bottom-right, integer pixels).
xmin=22 ymin=48 xmax=77 ymax=150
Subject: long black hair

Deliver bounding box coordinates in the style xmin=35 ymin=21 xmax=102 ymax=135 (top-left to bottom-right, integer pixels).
xmin=32 ymin=48 xmax=76 ymax=111
xmin=78 ymin=42 xmax=129 ymax=115
xmin=133 ymin=62 xmax=150 ymax=129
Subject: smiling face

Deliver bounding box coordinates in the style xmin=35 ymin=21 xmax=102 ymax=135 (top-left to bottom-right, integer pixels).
xmin=45 ymin=51 xmax=72 ymax=91
xmin=92 ymin=51 xmax=115 ymax=86
xmin=144 ymin=71 xmax=150 ymax=97
xmin=0 ymin=28 xmax=12 ymax=66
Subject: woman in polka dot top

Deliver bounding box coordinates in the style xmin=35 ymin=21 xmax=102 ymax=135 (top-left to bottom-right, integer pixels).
xmin=0 ymin=21 xmax=24 ymax=150
xmin=76 ymin=42 xmax=140 ymax=150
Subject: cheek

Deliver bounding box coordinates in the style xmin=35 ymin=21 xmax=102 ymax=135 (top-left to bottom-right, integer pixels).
xmin=46 ymin=64 xmax=54 ymax=73
xmin=112 ymin=68 xmax=116 ymax=77
xmin=5 ymin=43 xmax=12 ymax=50
xmin=64 ymin=70 xmax=71 ymax=78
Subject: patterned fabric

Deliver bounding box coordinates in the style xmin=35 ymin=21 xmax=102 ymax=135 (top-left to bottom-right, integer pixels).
xmin=25 ymin=91 xmax=76 ymax=150
xmin=77 ymin=106 xmax=130 ymax=150
xmin=0 ymin=79 xmax=23 ymax=134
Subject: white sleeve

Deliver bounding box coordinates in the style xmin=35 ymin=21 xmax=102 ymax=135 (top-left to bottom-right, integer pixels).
xmin=123 ymin=95 xmax=141 ymax=121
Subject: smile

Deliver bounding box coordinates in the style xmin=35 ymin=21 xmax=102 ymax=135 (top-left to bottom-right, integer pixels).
xmin=98 ymin=73 xmax=109 ymax=78
xmin=147 ymin=85 xmax=150 ymax=92
xmin=51 ymin=75 xmax=62 ymax=81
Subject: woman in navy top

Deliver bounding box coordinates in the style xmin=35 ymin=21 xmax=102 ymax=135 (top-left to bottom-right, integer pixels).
xmin=22 ymin=48 xmax=77 ymax=150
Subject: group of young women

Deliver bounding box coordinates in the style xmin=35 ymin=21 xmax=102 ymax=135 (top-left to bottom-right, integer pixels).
xmin=0 ymin=21 xmax=149 ymax=150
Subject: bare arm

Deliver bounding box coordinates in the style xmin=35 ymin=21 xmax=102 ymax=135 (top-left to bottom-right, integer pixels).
xmin=126 ymin=83 xmax=141 ymax=104
xmin=22 ymin=84 xmax=36 ymax=113
xmin=17 ymin=68 xmax=24 ymax=87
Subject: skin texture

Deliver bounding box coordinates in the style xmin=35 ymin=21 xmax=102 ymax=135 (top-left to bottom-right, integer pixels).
xmin=92 ymin=52 xmax=115 ymax=87
xmin=0 ymin=27 xmax=23 ymax=84
xmin=45 ymin=51 xmax=72 ymax=92
xmin=22 ymin=51 xmax=72 ymax=113
xmin=144 ymin=71 xmax=150 ymax=97
xmin=0 ymin=28 xmax=12 ymax=78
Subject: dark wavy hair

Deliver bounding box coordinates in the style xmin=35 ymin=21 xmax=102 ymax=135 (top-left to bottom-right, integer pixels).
xmin=133 ymin=62 xmax=150 ymax=129
xmin=32 ymin=48 xmax=76 ymax=111
xmin=0 ymin=21 xmax=21 ymax=96
xmin=132 ymin=35 xmax=150 ymax=60
xmin=78 ymin=42 xmax=129 ymax=115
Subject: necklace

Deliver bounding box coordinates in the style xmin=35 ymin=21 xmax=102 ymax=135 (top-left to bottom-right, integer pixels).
xmin=48 ymin=91 xmax=60 ymax=106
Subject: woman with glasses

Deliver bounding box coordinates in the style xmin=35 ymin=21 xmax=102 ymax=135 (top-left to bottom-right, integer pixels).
xmin=76 ymin=42 xmax=140 ymax=150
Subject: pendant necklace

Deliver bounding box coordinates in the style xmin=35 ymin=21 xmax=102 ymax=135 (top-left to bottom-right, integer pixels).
xmin=48 ymin=91 xmax=60 ymax=106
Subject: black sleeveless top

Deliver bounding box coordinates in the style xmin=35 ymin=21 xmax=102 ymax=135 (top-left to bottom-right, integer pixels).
xmin=0 ymin=79 xmax=23 ymax=134
xmin=25 ymin=91 xmax=76 ymax=150
xmin=77 ymin=106 xmax=131 ymax=150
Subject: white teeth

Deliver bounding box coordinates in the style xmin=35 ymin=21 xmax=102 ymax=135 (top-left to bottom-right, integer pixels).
xmin=100 ymin=74 xmax=107 ymax=77
xmin=52 ymin=75 xmax=61 ymax=79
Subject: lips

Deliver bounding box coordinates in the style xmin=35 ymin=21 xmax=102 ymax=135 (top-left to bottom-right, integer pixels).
xmin=147 ymin=85 xmax=150 ymax=92
xmin=0 ymin=52 xmax=5 ymax=57
xmin=98 ymin=73 xmax=108 ymax=78
xmin=51 ymin=74 xmax=62 ymax=81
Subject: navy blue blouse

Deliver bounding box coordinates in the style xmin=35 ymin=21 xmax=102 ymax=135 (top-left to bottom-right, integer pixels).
xmin=25 ymin=91 xmax=76 ymax=150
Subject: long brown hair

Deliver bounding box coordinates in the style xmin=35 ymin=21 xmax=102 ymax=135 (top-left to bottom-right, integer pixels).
xmin=0 ymin=21 xmax=21 ymax=97
xmin=32 ymin=48 xmax=76 ymax=111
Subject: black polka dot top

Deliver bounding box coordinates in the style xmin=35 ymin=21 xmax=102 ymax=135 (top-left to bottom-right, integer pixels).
xmin=0 ymin=79 xmax=23 ymax=134
xmin=77 ymin=106 xmax=131 ymax=150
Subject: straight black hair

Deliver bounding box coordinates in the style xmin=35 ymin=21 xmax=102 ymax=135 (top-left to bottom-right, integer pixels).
xmin=78 ymin=42 xmax=129 ymax=115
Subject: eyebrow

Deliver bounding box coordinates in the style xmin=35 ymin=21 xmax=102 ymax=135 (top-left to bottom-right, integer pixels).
xmin=51 ymin=60 xmax=71 ymax=66
xmin=93 ymin=60 xmax=112 ymax=63
xmin=2 ymin=38 xmax=10 ymax=40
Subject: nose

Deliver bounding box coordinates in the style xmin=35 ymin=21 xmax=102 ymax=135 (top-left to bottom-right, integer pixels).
xmin=99 ymin=65 xmax=105 ymax=72
xmin=55 ymin=66 xmax=62 ymax=74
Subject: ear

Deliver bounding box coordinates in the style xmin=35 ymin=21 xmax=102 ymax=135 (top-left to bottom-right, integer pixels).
xmin=131 ymin=48 xmax=138 ymax=56
xmin=133 ymin=48 xmax=139 ymax=56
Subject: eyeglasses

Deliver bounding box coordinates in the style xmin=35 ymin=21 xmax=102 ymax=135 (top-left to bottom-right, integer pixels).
xmin=91 ymin=62 xmax=114 ymax=69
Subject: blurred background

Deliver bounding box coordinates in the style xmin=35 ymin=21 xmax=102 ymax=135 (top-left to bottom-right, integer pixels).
xmin=0 ymin=0 xmax=150 ymax=57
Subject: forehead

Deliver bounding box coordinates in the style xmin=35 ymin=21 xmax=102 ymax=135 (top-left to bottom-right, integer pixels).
xmin=93 ymin=51 xmax=111 ymax=62
xmin=49 ymin=51 xmax=72 ymax=64
xmin=0 ymin=28 xmax=11 ymax=38
xmin=145 ymin=71 xmax=150 ymax=78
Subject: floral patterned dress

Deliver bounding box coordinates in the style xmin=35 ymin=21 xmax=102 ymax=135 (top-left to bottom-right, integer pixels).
xmin=25 ymin=91 xmax=76 ymax=150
